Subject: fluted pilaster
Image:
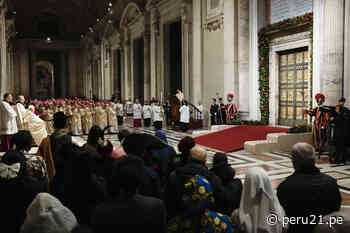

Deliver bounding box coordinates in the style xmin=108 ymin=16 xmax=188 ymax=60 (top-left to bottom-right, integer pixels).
xmin=313 ymin=0 xmax=344 ymax=105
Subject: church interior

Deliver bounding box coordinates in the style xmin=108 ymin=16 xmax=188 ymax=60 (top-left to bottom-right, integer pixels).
xmin=0 ymin=0 xmax=349 ymax=232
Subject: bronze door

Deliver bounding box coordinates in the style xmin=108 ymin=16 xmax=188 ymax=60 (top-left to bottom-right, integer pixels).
xmin=279 ymin=49 xmax=309 ymax=126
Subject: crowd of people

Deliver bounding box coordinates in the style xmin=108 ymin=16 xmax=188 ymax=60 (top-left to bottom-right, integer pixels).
xmin=0 ymin=92 xmax=348 ymax=233
xmin=0 ymin=93 xmax=193 ymax=151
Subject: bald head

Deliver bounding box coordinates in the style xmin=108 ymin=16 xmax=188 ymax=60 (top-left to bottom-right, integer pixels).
xmin=291 ymin=143 xmax=316 ymax=170
xmin=189 ymin=145 xmax=207 ymax=163
xmin=17 ymin=95 xmax=25 ymax=103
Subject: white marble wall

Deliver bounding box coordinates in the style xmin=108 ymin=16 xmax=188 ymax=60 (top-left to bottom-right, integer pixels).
xmin=313 ymin=0 xmax=344 ymax=106
xmin=344 ymin=0 xmax=350 ymax=108
xmin=249 ymin=0 xmax=260 ymax=120
xmin=0 ymin=10 xmax=7 ymax=96
xmin=238 ymin=0 xmax=250 ymax=118
xmin=223 ymin=0 xmax=238 ymax=103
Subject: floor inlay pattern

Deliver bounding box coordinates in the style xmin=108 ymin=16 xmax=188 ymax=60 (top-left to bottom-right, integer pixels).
xmin=10 ymin=125 xmax=349 ymax=208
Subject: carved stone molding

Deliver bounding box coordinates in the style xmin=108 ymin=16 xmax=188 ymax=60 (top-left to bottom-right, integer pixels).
xmin=270 ymin=31 xmax=311 ymax=46
xmin=204 ymin=15 xmax=224 ymax=31
xmin=203 ymin=0 xmax=224 ymax=31
xmin=153 ymin=9 xmax=160 ymax=37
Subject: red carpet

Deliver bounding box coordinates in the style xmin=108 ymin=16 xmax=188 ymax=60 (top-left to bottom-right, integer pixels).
xmin=195 ymin=126 xmax=289 ymax=152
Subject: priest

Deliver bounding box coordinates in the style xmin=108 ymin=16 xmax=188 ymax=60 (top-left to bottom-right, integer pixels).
xmin=0 ymin=93 xmax=18 ymax=151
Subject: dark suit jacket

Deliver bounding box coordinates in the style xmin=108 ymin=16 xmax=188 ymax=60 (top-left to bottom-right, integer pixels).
xmin=91 ymin=194 xmax=167 ymax=233
xmin=277 ymin=166 xmax=341 ymax=233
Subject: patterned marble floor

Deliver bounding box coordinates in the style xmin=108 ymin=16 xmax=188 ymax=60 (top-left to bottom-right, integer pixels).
xmin=115 ymin=126 xmax=350 ymax=209
xmin=18 ymin=125 xmax=350 ymax=209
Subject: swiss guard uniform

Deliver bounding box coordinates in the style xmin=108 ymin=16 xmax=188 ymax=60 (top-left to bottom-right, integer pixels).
xmin=226 ymin=93 xmax=238 ymax=124
xmin=304 ymin=93 xmax=329 ymax=154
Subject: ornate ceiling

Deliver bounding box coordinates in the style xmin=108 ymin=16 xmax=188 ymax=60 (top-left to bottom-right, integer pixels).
xmin=7 ymin=0 xmax=147 ymax=41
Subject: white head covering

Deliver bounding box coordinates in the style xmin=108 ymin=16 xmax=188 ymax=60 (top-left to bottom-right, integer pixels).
xmin=20 ymin=193 xmax=78 ymax=233
xmin=239 ymin=167 xmax=286 ymax=233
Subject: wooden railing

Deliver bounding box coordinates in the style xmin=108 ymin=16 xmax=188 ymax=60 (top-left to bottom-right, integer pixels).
xmin=187 ymin=101 xmax=203 ymax=129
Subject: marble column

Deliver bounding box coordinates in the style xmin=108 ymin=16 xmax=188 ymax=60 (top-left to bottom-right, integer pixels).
xmin=20 ymin=50 xmax=30 ymax=97
xmin=344 ymin=0 xmax=350 ymax=107
xmin=144 ymin=19 xmax=151 ymax=102
xmin=60 ymin=52 xmax=67 ymax=97
xmin=224 ymin=0 xmax=239 ymax=101
xmin=123 ymin=36 xmax=130 ymax=100
xmin=238 ymin=0 xmax=250 ymax=118
xmin=248 ymin=0 xmax=260 ymax=120
xmin=181 ymin=4 xmax=190 ymax=100
xmin=0 ymin=12 xmax=7 ymax=96
xmin=30 ymin=50 xmax=37 ymax=98
xmin=313 ymin=0 xmax=344 ymax=105
xmin=150 ymin=8 xmax=158 ymax=99
xmin=68 ymin=50 xmax=77 ymax=97
xmin=120 ymin=47 xmax=125 ymax=100
xmin=192 ymin=0 xmax=202 ymax=105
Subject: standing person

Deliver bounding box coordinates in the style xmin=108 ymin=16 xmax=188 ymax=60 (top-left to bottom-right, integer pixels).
xmin=152 ymin=101 xmax=164 ymax=130
xmin=210 ymin=98 xmax=219 ymax=125
xmin=133 ymin=99 xmax=142 ymax=128
xmin=143 ymin=101 xmax=152 ymax=128
xmin=196 ymin=101 xmax=203 ymax=120
xmin=126 ymin=99 xmax=133 ymax=117
xmin=218 ymin=97 xmax=226 ymax=124
xmin=333 ymin=104 xmax=350 ymax=164
xmin=37 ymin=111 xmax=72 ymax=183
xmin=304 ymin=93 xmax=330 ymax=154
xmin=226 ymin=93 xmax=238 ymax=124
xmin=0 ymin=93 xmax=18 ymax=152
xmin=15 ymin=95 xmax=27 ymax=130
xmin=107 ymin=102 xmax=118 ymax=133
xmin=179 ymin=101 xmax=190 ymax=132
xmin=115 ymin=99 xmax=124 ymax=126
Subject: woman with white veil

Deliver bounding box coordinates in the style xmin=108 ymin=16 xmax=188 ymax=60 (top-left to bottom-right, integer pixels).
xmin=22 ymin=105 xmax=48 ymax=146
xmin=232 ymin=167 xmax=287 ymax=233
xmin=20 ymin=193 xmax=78 ymax=233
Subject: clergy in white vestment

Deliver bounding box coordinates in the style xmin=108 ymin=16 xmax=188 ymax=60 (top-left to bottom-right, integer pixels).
xmin=115 ymin=100 xmax=124 ymax=126
xmin=107 ymin=102 xmax=118 ymax=133
xmin=22 ymin=105 xmax=48 ymax=146
xmin=152 ymin=101 xmax=164 ymax=130
xmin=133 ymin=99 xmax=142 ymax=128
xmin=179 ymin=101 xmax=190 ymax=132
xmin=196 ymin=101 xmax=204 ymax=120
xmin=126 ymin=99 xmax=133 ymax=116
xmin=0 ymin=93 xmax=18 ymax=151
xmin=143 ymin=101 xmax=152 ymax=128
xmin=15 ymin=95 xmax=27 ymax=130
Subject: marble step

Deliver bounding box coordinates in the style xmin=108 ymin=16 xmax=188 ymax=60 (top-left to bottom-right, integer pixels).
xmin=245 ymin=132 xmax=313 ymax=154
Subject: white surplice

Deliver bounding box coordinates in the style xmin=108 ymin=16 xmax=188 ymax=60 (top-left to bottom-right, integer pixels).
xmin=0 ymin=101 xmax=18 ymax=135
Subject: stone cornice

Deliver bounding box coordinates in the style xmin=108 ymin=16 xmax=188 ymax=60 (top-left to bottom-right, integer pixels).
xmin=15 ymin=39 xmax=82 ymax=50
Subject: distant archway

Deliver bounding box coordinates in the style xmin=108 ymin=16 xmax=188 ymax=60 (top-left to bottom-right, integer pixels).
xmin=35 ymin=61 xmax=54 ymax=99
xmin=120 ymin=2 xmax=142 ymax=28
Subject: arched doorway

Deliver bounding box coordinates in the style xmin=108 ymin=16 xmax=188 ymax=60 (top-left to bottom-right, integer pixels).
xmin=35 ymin=61 xmax=54 ymax=99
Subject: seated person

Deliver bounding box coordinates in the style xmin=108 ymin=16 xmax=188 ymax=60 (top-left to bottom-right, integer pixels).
xmin=91 ymin=155 xmax=167 ymax=233
xmin=313 ymin=210 xmax=350 ymax=233
xmin=210 ymin=152 xmax=242 ymax=214
xmin=20 ymin=193 xmax=78 ymax=233
xmin=277 ymin=143 xmax=341 ymax=233
xmin=232 ymin=167 xmax=287 ymax=233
